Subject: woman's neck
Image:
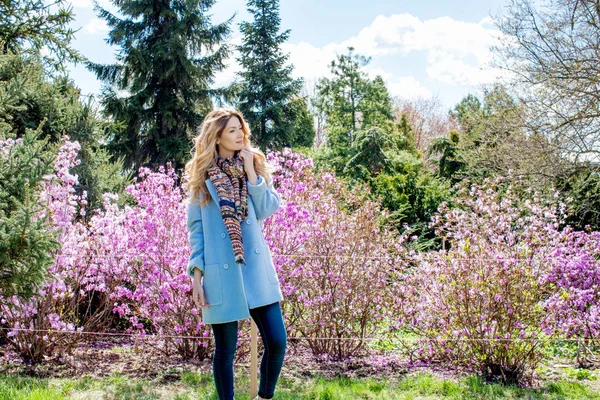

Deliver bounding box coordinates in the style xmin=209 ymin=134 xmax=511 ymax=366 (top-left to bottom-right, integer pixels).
xmin=218 ymin=149 xmax=237 ymax=158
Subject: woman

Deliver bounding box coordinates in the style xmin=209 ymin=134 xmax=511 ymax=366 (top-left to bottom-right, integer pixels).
xmin=184 ymin=108 xmax=287 ymax=400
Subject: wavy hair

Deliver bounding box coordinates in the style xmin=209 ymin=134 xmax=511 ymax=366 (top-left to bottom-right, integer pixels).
xmin=185 ymin=108 xmax=274 ymax=206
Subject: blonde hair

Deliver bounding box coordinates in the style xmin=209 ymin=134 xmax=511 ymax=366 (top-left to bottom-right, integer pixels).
xmin=185 ymin=108 xmax=274 ymax=206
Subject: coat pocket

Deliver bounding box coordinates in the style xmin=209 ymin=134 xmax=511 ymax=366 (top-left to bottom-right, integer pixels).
xmin=262 ymin=245 xmax=279 ymax=284
xmin=203 ymin=263 xmax=223 ymax=306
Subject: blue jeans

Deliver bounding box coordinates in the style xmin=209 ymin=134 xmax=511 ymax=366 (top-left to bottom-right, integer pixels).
xmin=211 ymin=301 xmax=287 ymax=400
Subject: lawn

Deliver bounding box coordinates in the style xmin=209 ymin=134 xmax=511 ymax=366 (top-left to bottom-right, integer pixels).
xmin=1 ymin=369 xmax=599 ymax=400
xmin=1 ymin=338 xmax=599 ymax=399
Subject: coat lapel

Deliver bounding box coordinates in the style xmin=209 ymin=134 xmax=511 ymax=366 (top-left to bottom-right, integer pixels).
xmin=205 ymin=179 xmax=220 ymax=208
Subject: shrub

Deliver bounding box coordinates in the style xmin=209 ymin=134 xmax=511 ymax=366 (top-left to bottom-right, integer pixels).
xmin=394 ymin=176 xmax=566 ymax=384
xmin=541 ymin=228 xmax=600 ymax=361
xmin=103 ymin=165 xmax=213 ymax=359
xmin=1 ymin=137 xmax=86 ymax=363
xmin=1 ymin=138 xmax=213 ymax=363
xmin=264 ymin=148 xmax=409 ymax=359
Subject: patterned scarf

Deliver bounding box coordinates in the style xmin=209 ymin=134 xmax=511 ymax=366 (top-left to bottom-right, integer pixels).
xmin=207 ymin=153 xmax=249 ymax=264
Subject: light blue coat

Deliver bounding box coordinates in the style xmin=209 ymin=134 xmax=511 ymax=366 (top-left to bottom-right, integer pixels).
xmin=186 ymin=174 xmax=283 ymax=324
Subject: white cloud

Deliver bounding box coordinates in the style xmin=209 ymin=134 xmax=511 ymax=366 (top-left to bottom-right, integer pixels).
xmin=186 ymin=12 xmax=506 ymax=94
xmin=283 ymin=42 xmax=337 ymax=80
xmin=327 ymin=13 xmax=506 ymax=86
xmin=214 ymin=36 xmax=337 ymax=88
xmin=366 ymin=68 xmax=432 ymax=99
xmin=479 ymin=16 xmax=496 ymax=26
xmin=336 ymin=13 xmax=423 ymax=57
xmin=84 ymin=18 xmax=109 ymax=35
xmin=212 ymin=30 xmax=434 ymax=99
xmin=282 ymin=41 xmax=433 ymax=98
xmin=425 ymin=53 xmax=501 ymax=86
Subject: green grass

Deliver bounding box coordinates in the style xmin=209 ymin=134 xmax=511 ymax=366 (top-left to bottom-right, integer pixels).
xmin=0 ymin=370 xmax=599 ymax=399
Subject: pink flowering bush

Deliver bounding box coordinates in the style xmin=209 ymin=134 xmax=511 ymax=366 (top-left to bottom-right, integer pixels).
xmin=66 ymin=164 xmax=213 ymax=360
xmin=1 ymin=137 xmax=212 ymax=363
xmin=394 ymin=176 xmax=566 ymax=384
xmin=541 ymin=228 xmax=600 ymax=344
xmin=5 ymin=136 xmax=600 ymax=376
xmin=264 ymin=148 xmax=409 ymax=359
xmin=101 ymin=165 xmax=212 ymax=359
xmin=1 ymin=137 xmax=87 ymax=363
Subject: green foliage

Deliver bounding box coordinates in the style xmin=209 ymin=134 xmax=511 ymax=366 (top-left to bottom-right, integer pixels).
xmin=394 ymin=113 xmax=417 ymax=153
xmin=345 ymin=127 xmax=390 ymax=177
xmin=290 ymin=144 xmax=318 ymax=160
xmin=315 ymin=47 xmax=392 ymax=148
xmin=88 ymin=0 xmax=233 ymax=173
xmin=75 ymin=145 xmax=133 ymax=213
xmin=443 ymin=85 xmax=542 ymax=183
xmin=445 ymin=85 xmax=587 ymax=227
xmin=3 ymin=370 xmax=600 ymax=399
xmin=0 ymin=0 xmax=83 ymax=75
xmin=0 ymin=126 xmax=59 ymax=300
xmin=558 ymin=168 xmax=600 ymax=231
xmin=371 ymin=153 xmax=452 ymax=245
xmin=361 ymin=75 xmax=395 ymax=129
xmin=313 ymin=47 xmax=396 ymax=177
xmin=0 ymin=8 xmax=129 ymax=301
xmin=312 ymin=48 xmax=450 ymax=243
xmin=0 ymin=53 xmax=131 ymax=214
xmin=283 ymin=96 xmax=315 ymax=147
xmin=449 ymin=93 xmax=481 ymax=137
xmin=0 ymin=55 xmax=85 ymax=142
xmin=427 ymin=130 xmax=464 ymax=182
xmin=235 ymin=0 xmax=304 ymax=150
xmin=447 ymin=89 xmax=503 ymax=180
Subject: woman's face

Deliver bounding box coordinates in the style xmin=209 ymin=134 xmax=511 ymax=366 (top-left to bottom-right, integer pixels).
xmin=217 ymin=116 xmax=245 ymax=157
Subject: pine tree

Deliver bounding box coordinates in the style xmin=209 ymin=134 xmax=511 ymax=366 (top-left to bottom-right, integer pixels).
xmin=1 ymin=53 xmax=131 ymax=216
xmin=314 ymin=47 xmax=395 ymax=176
xmin=236 ymin=0 xmax=303 ymax=150
xmin=0 ymin=126 xmax=60 ymax=300
xmin=88 ymin=0 xmax=233 ymax=173
xmin=315 ymin=47 xmax=390 ymax=146
xmin=0 ymin=0 xmax=83 ymax=75
xmin=282 ymin=97 xmax=315 ymax=147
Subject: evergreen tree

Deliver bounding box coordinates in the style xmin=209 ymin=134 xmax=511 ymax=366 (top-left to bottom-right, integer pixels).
xmin=282 ymin=97 xmax=315 ymax=147
xmin=395 ymin=112 xmax=417 ymax=153
xmin=0 ymin=126 xmax=60 ymax=300
xmin=1 ymin=53 xmax=131 ymax=215
xmin=88 ymin=0 xmax=233 ymax=173
xmin=0 ymin=1 xmax=127 ymax=300
xmin=427 ymin=130 xmax=464 ymax=181
xmin=361 ymin=76 xmax=394 ymax=129
xmin=0 ymin=0 xmax=83 ymax=75
xmin=313 ymin=48 xmax=450 ymax=245
xmin=314 ymin=47 xmax=395 ymax=176
xmin=315 ymin=47 xmax=374 ymax=147
xmin=449 ymin=93 xmax=482 ymax=139
xmin=345 ymin=126 xmax=390 ymax=179
xmin=236 ymin=0 xmax=303 ymax=150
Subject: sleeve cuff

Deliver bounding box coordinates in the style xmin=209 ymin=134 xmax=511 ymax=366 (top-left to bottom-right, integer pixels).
xmin=247 ymin=175 xmax=267 ymax=196
xmin=187 ymin=260 xmax=204 ymax=277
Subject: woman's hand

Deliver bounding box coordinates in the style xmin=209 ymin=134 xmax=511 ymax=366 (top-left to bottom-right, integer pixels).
xmin=193 ymin=269 xmax=209 ymax=309
xmin=240 ymin=146 xmax=257 ymax=184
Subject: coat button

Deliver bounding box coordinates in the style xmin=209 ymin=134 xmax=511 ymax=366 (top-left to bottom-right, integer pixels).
xmin=246 ymin=219 xmax=251 ymax=225
xmin=221 ymin=233 xmax=226 ymax=238
xmin=223 ymin=263 xmax=229 ymax=269
xmin=255 ymin=248 xmax=260 ymax=254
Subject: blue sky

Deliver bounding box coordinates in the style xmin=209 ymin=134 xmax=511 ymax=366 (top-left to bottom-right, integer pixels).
xmin=66 ymin=0 xmax=509 ymax=110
